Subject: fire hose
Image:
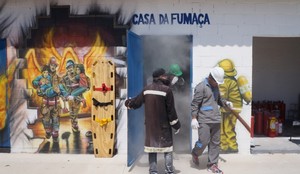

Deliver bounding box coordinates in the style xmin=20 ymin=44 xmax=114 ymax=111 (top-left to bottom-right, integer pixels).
xmin=222 ymin=103 xmax=251 ymax=134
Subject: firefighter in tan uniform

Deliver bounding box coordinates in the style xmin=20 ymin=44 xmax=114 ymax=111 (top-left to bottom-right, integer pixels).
xmin=218 ymin=59 xmax=243 ymax=153
xmin=61 ymin=60 xmax=82 ymax=133
xmin=33 ymin=57 xmax=69 ymax=141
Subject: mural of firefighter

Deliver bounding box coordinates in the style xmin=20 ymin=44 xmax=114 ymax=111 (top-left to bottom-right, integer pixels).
xmin=31 ymin=58 xmax=69 ymax=142
xmin=217 ymin=58 xmax=252 ymax=153
xmin=0 ymin=5 xmax=128 ymax=153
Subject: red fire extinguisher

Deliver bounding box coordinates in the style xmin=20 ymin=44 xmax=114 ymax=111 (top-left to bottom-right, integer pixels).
xmin=251 ymin=116 xmax=255 ymax=138
xmin=263 ymin=112 xmax=270 ymax=136
xmin=255 ymin=111 xmax=263 ymax=135
xmin=268 ymin=117 xmax=277 ymax=137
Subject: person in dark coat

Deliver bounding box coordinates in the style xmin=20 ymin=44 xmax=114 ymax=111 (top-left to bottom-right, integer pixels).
xmin=125 ymin=68 xmax=181 ymax=174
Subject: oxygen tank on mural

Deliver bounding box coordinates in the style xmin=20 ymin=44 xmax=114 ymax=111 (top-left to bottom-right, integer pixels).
xmin=237 ymin=75 xmax=252 ymax=104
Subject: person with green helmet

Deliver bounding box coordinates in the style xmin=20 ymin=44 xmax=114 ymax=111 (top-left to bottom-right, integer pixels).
xmin=167 ymin=64 xmax=185 ymax=91
xmin=169 ymin=64 xmax=183 ymax=77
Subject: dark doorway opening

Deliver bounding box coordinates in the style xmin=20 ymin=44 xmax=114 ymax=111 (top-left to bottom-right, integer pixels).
xmin=143 ymin=35 xmax=192 ymax=153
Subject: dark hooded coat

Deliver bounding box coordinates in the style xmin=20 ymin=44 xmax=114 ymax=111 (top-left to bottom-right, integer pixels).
xmin=127 ymin=79 xmax=181 ymax=153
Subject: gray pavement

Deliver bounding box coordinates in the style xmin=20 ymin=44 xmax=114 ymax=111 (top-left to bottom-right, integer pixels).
xmin=251 ymin=137 xmax=300 ymax=154
xmin=1 ymin=152 xmax=300 ymax=174
xmin=1 ymin=137 xmax=300 ymax=174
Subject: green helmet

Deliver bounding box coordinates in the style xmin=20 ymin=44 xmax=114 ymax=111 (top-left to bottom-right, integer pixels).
xmin=169 ymin=64 xmax=183 ymax=77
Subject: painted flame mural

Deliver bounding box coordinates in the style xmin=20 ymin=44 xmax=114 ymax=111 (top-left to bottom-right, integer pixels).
xmin=24 ymin=28 xmax=107 ymax=114
xmin=0 ymin=75 xmax=7 ymax=130
xmin=0 ymin=4 xmax=128 ymax=153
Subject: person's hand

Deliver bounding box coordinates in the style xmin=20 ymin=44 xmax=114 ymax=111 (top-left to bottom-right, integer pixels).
xmin=174 ymin=129 xmax=180 ymax=135
xmin=226 ymin=101 xmax=233 ymax=108
xmin=67 ymin=95 xmax=74 ymax=101
xmin=191 ymin=118 xmax=199 ymax=129
xmin=171 ymin=76 xmax=178 ymax=85
xmin=125 ymin=99 xmax=132 ymax=109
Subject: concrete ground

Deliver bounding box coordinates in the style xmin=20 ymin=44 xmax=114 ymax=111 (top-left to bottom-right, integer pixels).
xmin=1 ymin=137 xmax=300 ymax=174
xmin=1 ymin=152 xmax=300 ymax=174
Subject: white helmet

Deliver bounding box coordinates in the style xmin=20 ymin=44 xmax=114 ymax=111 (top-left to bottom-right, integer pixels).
xmin=210 ymin=67 xmax=224 ymax=84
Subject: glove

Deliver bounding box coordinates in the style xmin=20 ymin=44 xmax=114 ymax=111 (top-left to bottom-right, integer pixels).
xmin=125 ymin=99 xmax=132 ymax=109
xmin=67 ymin=95 xmax=74 ymax=101
xmin=174 ymin=129 xmax=180 ymax=135
xmin=171 ymin=76 xmax=178 ymax=85
xmin=191 ymin=118 xmax=199 ymax=129
xmin=226 ymin=101 xmax=233 ymax=108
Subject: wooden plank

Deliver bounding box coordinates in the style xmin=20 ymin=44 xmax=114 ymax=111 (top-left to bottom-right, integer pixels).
xmin=91 ymin=58 xmax=115 ymax=158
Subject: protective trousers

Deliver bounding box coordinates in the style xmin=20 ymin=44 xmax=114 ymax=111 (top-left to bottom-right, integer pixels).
xmin=41 ymin=104 xmax=60 ymax=137
xmin=221 ymin=112 xmax=238 ymax=152
xmin=149 ymin=152 xmax=174 ymax=174
xmin=192 ymin=123 xmax=220 ymax=166
xmin=68 ymin=99 xmax=81 ymax=132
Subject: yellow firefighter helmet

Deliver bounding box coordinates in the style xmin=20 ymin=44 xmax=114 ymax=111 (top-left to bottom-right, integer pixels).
xmin=218 ymin=59 xmax=237 ymax=77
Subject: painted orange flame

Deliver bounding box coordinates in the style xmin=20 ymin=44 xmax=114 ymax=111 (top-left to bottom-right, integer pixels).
xmin=0 ymin=75 xmax=7 ymax=130
xmin=0 ymin=57 xmax=20 ymax=130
